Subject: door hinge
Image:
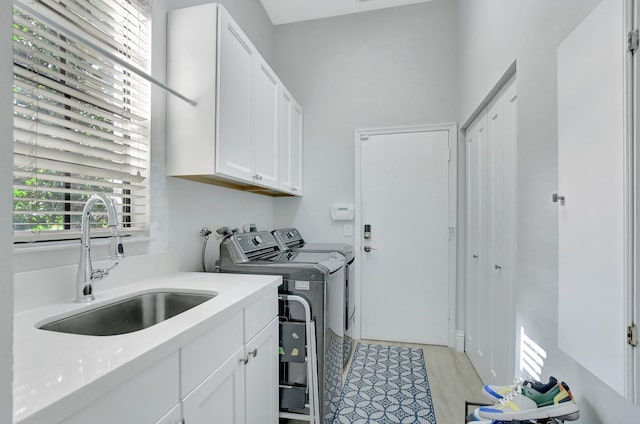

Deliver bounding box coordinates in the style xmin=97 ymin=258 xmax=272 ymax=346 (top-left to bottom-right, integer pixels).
xmin=448 ymin=147 xmax=452 ymax=162
xmin=360 ymin=133 xmax=369 ymax=141
xmin=628 ymin=29 xmax=639 ymax=54
xmin=627 ymin=323 xmax=638 ymax=347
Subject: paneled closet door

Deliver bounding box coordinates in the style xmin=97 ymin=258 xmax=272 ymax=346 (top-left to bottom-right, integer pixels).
xmin=466 ymin=77 xmax=517 ymax=386
xmin=465 ymin=110 xmax=489 ymax=380
xmin=216 ymin=8 xmax=254 ymax=181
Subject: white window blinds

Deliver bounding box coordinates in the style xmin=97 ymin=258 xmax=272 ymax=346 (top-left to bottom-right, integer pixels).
xmin=12 ymin=0 xmax=151 ymax=242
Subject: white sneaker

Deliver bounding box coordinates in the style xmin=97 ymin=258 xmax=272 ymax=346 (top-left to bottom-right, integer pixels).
xmin=482 ymin=376 xmax=557 ymax=402
xmin=477 ymin=382 xmax=579 ymax=421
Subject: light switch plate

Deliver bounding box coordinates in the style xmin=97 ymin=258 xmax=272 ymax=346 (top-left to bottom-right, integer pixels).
xmin=343 ymin=223 xmax=353 ymax=237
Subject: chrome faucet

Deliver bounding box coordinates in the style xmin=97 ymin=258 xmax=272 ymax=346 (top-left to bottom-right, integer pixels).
xmin=76 ymin=194 xmax=125 ymax=302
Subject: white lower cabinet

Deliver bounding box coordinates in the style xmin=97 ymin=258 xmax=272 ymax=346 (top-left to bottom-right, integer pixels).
xmin=57 ymin=289 xmax=278 ymax=424
xmin=181 ymin=290 xmax=278 ymax=424
xmin=245 ymin=318 xmax=279 ymax=424
xmin=182 ymin=318 xmax=278 ymax=424
xmin=61 ymin=352 xmax=180 ymax=424
xmin=183 ymin=346 xmax=246 ymax=424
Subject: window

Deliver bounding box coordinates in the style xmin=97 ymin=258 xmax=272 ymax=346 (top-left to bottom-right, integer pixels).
xmin=12 ymin=0 xmax=151 ymax=243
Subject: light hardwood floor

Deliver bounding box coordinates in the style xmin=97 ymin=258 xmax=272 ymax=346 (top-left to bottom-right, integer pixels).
xmin=283 ymin=339 xmax=488 ymax=424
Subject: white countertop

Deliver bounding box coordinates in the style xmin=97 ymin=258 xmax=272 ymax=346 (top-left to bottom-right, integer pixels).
xmin=13 ymin=272 xmax=281 ymax=424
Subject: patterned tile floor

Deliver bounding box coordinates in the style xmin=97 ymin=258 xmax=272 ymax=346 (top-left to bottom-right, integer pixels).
xmin=333 ymin=342 xmax=437 ymax=423
xmin=280 ymin=340 xmax=484 ymax=424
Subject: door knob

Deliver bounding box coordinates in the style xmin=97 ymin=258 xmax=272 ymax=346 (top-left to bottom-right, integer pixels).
xmin=495 ymin=264 xmax=502 ymax=270
xmin=363 ymin=246 xmax=377 ymax=253
xmin=472 ymin=254 xmax=478 ymax=259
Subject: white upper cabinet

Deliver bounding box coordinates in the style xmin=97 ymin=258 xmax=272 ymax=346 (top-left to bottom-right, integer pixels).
xmin=278 ymin=87 xmax=304 ymax=195
xmin=166 ymin=3 xmax=217 ymax=176
xmin=167 ymin=3 xmax=302 ymax=196
xmin=251 ymin=57 xmax=279 ymax=188
xmin=216 ymin=8 xmax=254 ymax=182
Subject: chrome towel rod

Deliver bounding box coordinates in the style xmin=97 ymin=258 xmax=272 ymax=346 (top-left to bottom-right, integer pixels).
xmin=16 ymin=0 xmax=197 ymax=106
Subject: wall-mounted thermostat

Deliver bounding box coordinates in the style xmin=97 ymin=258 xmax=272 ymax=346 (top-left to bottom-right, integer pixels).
xmin=331 ymin=204 xmax=354 ymax=221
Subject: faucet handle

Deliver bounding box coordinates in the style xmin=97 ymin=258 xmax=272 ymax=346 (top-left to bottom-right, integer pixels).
xmin=108 ymin=235 xmax=125 ymax=260
xmin=92 ymin=261 xmax=120 ymax=281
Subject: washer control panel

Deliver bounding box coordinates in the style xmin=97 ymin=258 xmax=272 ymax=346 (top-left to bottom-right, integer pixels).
xmin=233 ymin=231 xmax=278 ymax=253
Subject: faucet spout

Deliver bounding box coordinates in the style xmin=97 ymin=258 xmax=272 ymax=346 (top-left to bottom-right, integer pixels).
xmin=76 ymin=194 xmax=125 ymax=303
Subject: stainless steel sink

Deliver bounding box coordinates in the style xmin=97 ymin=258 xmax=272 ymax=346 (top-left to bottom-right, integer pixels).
xmin=39 ymin=291 xmax=216 ymax=336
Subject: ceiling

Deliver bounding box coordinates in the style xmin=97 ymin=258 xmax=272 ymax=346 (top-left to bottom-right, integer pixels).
xmin=259 ymin=0 xmax=432 ymax=25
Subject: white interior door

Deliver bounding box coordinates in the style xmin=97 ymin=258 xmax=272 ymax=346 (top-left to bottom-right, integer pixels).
xmin=358 ymin=126 xmax=455 ymax=345
xmin=465 ymin=77 xmax=517 ymax=386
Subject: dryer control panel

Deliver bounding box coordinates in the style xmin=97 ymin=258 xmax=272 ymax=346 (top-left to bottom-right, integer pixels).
xmin=272 ymin=228 xmax=304 ymax=249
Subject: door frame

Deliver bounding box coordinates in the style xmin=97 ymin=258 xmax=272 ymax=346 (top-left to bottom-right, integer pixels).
xmin=354 ymin=123 xmax=458 ymax=347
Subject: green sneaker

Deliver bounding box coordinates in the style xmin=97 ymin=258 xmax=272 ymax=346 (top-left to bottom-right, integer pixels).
xmin=477 ymin=382 xmax=579 ymax=421
xmin=482 ymin=376 xmax=557 ymax=402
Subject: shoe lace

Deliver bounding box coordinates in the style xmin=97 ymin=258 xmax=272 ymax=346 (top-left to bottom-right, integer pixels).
xmin=499 ymin=380 xmax=525 ymax=405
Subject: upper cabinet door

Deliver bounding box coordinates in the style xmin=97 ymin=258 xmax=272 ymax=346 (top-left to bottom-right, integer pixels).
xmin=290 ymin=100 xmax=304 ymax=195
xmin=278 ymin=88 xmax=294 ymax=192
xmin=251 ymin=58 xmax=279 ymax=188
xmin=216 ymin=8 xmax=254 ymax=181
xmin=278 ymin=88 xmax=303 ymax=195
xmin=166 ymin=3 xmax=218 ymax=176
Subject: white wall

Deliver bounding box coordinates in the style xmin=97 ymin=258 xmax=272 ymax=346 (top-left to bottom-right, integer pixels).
xmin=272 ymin=0 xmax=459 ymax=241
xmin=11 ymin=0 xmax=277 ymax=276
xmin=0 ymin=0 xmax=13 ymax=420
xmin=458 ymin=0 xmax=640 ymax=421
xmin=153 ymin=0 xmax=277 ymax=271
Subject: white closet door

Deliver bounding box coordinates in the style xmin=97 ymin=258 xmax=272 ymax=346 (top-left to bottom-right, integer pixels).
xmin=465 ymin=77 xmax=517 ymax=386
xmin=557 ymin=0 xmax=627 ymax=396
xmin=465 ymin=110 xmax=489 ymax=378
xmin=216 ymin=8 xmax=253 ymax=181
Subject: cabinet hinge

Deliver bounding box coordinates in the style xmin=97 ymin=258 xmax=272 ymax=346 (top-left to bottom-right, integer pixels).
xmin=627 ymin=323 xmax=638 ymax=347
xmin=628 ymin=29 xmax=639 ymax=54
xmin=360 ymin=133 xmax=369 ymax=141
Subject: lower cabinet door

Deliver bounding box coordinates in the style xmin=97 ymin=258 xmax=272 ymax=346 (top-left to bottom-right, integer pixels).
xmin=183 ymin=346 xmax=246 ymax=424
xmin=245 ymin=318 xmax=279 ymax=424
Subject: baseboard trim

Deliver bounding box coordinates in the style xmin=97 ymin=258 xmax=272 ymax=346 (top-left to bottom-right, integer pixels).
xmin=455 ymin=330 xmax=465 ymax=352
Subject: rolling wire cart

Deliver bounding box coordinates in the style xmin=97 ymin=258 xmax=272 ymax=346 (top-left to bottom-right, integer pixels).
xmin=464 ymin=400 xmax=580 ymax=424
xmin=278 ymin=294 xmax=320 ymax=424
